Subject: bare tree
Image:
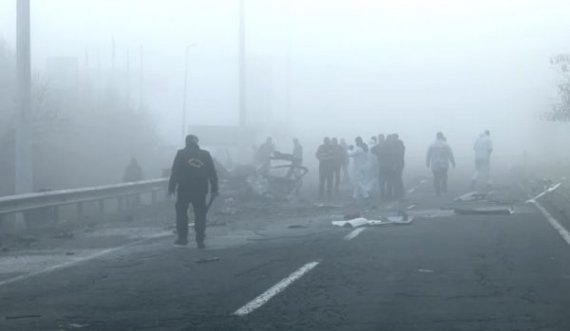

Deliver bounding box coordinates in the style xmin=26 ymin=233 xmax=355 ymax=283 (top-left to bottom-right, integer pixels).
xmin=548 ymin=54 xmax=570 ymax=121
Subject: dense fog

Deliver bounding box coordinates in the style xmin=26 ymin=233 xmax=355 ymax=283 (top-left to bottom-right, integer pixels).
xmin=1 ymin=0 xmax=570 ymax=194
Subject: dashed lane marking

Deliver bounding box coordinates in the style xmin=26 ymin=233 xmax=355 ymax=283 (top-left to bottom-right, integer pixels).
xmin=0 ymin=232 xmax=170 ymax=289
xmin=344 ymin=228 xmax=367 ymax=241
xmin=233 ymin=261 xmax=320 ymax=316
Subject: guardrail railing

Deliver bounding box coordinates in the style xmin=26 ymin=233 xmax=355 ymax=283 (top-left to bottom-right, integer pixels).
xmin=0 ymin=179 xmax=169 ymax=228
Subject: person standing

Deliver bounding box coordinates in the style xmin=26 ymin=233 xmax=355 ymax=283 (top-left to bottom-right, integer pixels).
xmin=371 ymin=134 xmax=388 ymax=200
xmin=331 ymin=138 xmax=344 ymax=196
xmin=339 ymin=138 xmax=350 ymax=183
xmin=472 ymin=130 xmax=493 ymax=189
xmin=392 ymin=134 xmax=406 ymax=199
xmin=316 ymin=137 xmax=335 ymax=200
xmin=349 ymin=137 xmax=370 ymax=199
xmin=426 ymin=132 xmax=456 ymax=195
xmin=169 ymin=135 xmax=218 ymax=248
xmin=257 ymin=137 xmax=275 ymax=175
xmin=123 ymin=157 xmax=144 ymax=183
xmin=293 ymin=138 xmax=303 ymax=165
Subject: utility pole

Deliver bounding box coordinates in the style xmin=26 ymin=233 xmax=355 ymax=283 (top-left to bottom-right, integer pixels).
xmin=181 ymin=44 xmax=197 ymax=141
xmin=15 ymin=0 xmax=33 ymax=194
xmin=238 ymin=0 xmax=247 ymax=128
xmin=126 ymin=47 xmax=130 ymax=108
xmin=182 ymin=45 xmax=190 ymax=141
xmin=139 ymin=45 xmax=143 ymax=111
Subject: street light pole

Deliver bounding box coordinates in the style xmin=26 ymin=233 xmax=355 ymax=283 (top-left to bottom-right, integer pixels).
xmin=238 ymin=0 xmax=247 ymax=129
xmin=181 ymin=44 xmax=196 ymax=142
xmin=15 ymin=0 xmax=33 ymax=194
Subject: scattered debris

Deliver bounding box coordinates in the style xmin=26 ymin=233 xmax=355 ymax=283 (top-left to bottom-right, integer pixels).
xmin=332 ymin=217 xmax=369 ymax=228
xmin=66 ymin=251 xmax=75 ymax=256
xmin=418 ymin=269 xmax=434 ymax=273
xmin=287 ymin=225 xmax=306 ymax=229
xmin=407 ymin=204 xmax=416 ymax=210
xmin=333 ymin=212 xmax=414 ymax=228
xmin=196 ymin=257 xmax=220 ymax=264
xmin=67 ymin=322 xmax=89 ymax=329
xmin=526 ymin=183 xmax=562 ymax=203
xmin=455 ymin=191 xmax=488 ymax=202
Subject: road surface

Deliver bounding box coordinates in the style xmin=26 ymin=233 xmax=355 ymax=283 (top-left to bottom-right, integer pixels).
xmin=1 ymin=179 xmax=570 ymax=331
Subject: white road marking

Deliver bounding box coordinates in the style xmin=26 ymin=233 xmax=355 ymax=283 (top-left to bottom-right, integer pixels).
xmin=531 ymin=200 xmax=570 ymax=246
xmin=0 ymin=231 xmax=170 ymax=288
xmin=344 ymin=227 xmax=367 ymax=240
xmin=233 ymin=261 xmax=320 ymax=316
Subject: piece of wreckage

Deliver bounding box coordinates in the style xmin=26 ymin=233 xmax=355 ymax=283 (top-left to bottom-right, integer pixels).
xmin=333 ymin=211 xmax=414 ymax=228
xmin=218 ymin=151 xmax=308 ymax=199
xmin=445 ymin=191 xmax=515 ymax=215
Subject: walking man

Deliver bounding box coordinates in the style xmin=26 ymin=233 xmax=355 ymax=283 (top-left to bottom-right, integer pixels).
xmin=426 ymin=132 xmax=455 ymax=195
xmin=169 ymin=134 xmax=218 ymax=248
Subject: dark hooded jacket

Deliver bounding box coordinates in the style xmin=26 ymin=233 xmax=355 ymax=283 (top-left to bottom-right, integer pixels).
xmin=168 ymin=139 xmax=218 ymax=195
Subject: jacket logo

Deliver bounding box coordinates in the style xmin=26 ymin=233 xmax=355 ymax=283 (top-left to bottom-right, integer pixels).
xmin=188 ymin=159 xmax=204 ymax=168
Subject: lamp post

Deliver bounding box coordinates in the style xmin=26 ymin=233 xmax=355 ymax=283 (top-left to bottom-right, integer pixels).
xmin=181 ymin=44 xmax=197 ymax=141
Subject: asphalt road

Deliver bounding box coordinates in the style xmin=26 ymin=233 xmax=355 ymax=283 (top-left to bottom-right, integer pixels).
xmin=1 ymin=179 xmax=570 ymax=331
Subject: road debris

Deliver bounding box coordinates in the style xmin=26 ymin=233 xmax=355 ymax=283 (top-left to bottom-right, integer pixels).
xmin=333 ymin=212 xmax=414 ymax=228
xmin=455 ymin=191 xmax=488 ymax=202
xmin=287 ymin=225 xmax=306 ymax=229
xmin=418 ymin=269 xmax=434 ymax=273
xmin=196 ymin=257 xmax=220 ymax=264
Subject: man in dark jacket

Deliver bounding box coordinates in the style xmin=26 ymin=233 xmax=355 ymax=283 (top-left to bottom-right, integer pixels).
xmin=169 ymin=134 xmax=218 ymax=248
xmin=316 ymin=137 xmax=335 ymax=200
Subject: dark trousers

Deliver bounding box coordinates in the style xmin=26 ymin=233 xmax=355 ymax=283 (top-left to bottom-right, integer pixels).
xmin=387 ymin=167 xmax=404 ymax=200
xmin=433 ymin=168 xmax=448 ymax=195
xmin=319 ymin=163 xmax=334 ymax=199
xmin=378 ymin=167 xmax=389 ymax=200
xmin=175 ymin=190 xmax=207 ymax=244
xmin=332 ymin=165 xmax=341 ymax=196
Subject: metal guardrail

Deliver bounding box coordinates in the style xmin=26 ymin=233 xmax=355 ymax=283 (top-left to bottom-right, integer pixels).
xmin=0 ymin=178 xmax=168 ymax=216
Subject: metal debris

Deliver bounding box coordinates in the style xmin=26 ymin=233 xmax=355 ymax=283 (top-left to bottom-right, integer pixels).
xmin=287 ymin=225 xmax=306 ymax=229
xmin=196 ymin=257 xmax=220 ymax=264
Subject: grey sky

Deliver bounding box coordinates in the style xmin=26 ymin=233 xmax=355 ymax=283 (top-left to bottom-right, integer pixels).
xmin=1 ymin=0 xmax=570 ymax=154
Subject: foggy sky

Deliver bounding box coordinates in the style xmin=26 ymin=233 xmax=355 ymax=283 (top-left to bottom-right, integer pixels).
xmin=1 ymin=0 xmax=570 ymax=160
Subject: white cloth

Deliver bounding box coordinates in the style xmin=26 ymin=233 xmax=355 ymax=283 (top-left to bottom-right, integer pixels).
xmin=472 ymin=135 xmax=493 ymax=185
xmin=349 ymin=146 xmax=370 ymax=199
xmin=473 ymin=135 xmax=493 ymax=160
